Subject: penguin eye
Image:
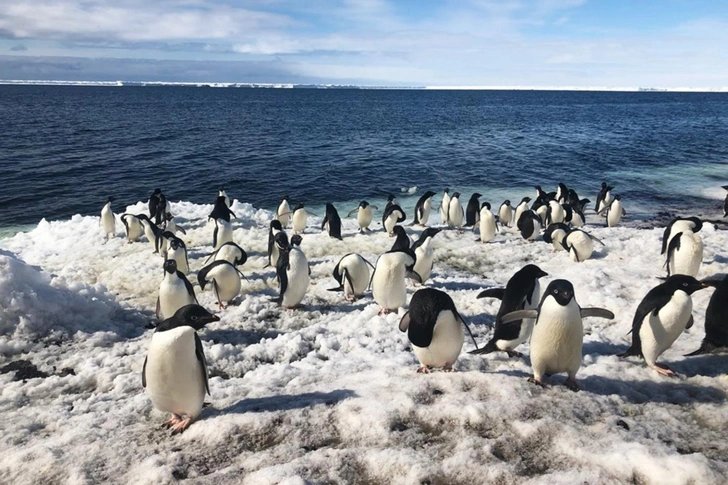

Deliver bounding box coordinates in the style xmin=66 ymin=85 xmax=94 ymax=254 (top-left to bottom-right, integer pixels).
xmin=191 ymin=315 xmax=198 ymax=321
xmin=553 ymin=289 xmax=559 ymax=294
xmin=682 ymin=282 xmax=688 ymax=287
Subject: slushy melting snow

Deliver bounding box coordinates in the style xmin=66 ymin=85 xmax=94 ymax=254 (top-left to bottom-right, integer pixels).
xmin=0 ymin=197 xmax=726 ymax=484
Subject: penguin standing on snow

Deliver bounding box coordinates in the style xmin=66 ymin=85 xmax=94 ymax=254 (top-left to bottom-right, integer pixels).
xmin=276 ymin=234 xmax=310 ymax=309
xmin=447 ymin=192 xmax=464 ymax=230
xmin=212 ymin=218 xmax=233 ymax=250
xmin=120 ymin=213 xmax=143 ymax=243
xmin=517 ymin=210 xmax=542 ymax=241
xmin=439 ymin=188 xmax=451 ymax=225
xmin=276 ymin=196 xmax=291 ymax=227
xmin=464 ymin=193 xmax=482 ymax=228
xmin=498 ymin=200 xmax=514 ymax=227
xmin=148 ymin=189 xmax=163 ymax=221
xmin=266 ymin=220 xmax=284 ymax=268
xmin=143 ymin=304 xmax=218 ymax=434
xmin=328 ymin=253 xmax=375 ymax=301
xmin=372 ymin=248 xmax=421 ymax=314
xmin=399 ymin=288 xmax=479 ymax=373
xmin=198 ymin=260 xmax=243 ymax=310
xmin=411 ymin=227 xmax=441 ymax=284
xmin=600 ymin=195 xmax=626 ymax=227
xmin=205 ymin=241 xmax=247 ymax=268
xmin=153 ymin=193 xmax=169 ymax=225
xmin=390 ymin=226 xmax=412 ymax=251
xmin=501 ymin=279 xmax=614 ymax=391
xmin=347 ymin=200 xmax=377 ymax=233
xmin=661 ymin=216 xmax=703 ymax=278
xmin=163 ymin=213 xmax=187 ymax=237
xmin=157 ymin=259 xmax=198 ymax=320
xmin=723 ymin=185 xmax=728 ymax=217
xmin=514 ymin=197 xmax=532 ymax=228
xmin=478 ymin=202 xmax=498 ymax=243
xmin=686 ymin=275 xmax=728 ymax=355
xmin=163 ymin=232 xmax=190 ymax=274
xmin=138 ymin=214 xmax=163 ymax=253
xmin=471 ymin=264 xmax=547 ymax=358
xmin=208 ymin=196 xmax=235 ymax=223
xmin=322 ymin=203 xmax=343 ymax=240
xmin=546 ymin=199 xmax=566 ymax=225
xmin=413 ymin=191 xmax=436 ymax=226
xmin=382 ymin=203 xmax=406 ymax=236
xmin=595 ymin=182 xmax=614 ymax=215
xmin=100 ymin=197 xmax=116 ymax=238
xmin=619 ymin=275 xmax=707 ymax=376
xmin=291 ymin=203 xmax=310 ymax=235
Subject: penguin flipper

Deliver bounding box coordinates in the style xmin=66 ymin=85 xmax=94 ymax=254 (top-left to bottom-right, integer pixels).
xmin=685 ymin=314 xmax=694 ymax=330
xmin=177 ymin=225 xmax=187 ymax=235
xmin=501 ymin=309 xmax=539 ymax=324
xmin=181 ymin=272 xmax=198 ymax=303
xmin=580 ymin=308 xmax=615 ymax=319
xmin=347 ymin=208 xmax=358 ymax=218
xmin=142 ymin=355 xmax=147 ymax=388
xmin=477 ymin=288 xmax=506 ymax=300
xmin=327 ymin=285 xmax=345 ymax=292
xmin=212 ymin=280 xmax=221 ymax=307
xmin=398 ymin=312 xmax=411 ymax=332
xmin=212 ymin=224 xmax=218 ymax=249
xmin=455 ymin=311 xmax=479 ymax=350
xmin=588 ymin=234 xmax=606 ymax=246
xmin=342 ymin=269 xmax=354 ymax=294
xmin=407 ymin=269 xmax=423 ymax=284
xmin=468 ymin=340 xmax=498 ymax=355
xmin=155 ymin=297 xmax=161 ymax=320
xmin=195 ymin=333 xmax=210 ymax=395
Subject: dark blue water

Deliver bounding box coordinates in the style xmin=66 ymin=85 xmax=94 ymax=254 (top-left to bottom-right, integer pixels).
xmin=1 ymin=86 xmax=727 ymax=228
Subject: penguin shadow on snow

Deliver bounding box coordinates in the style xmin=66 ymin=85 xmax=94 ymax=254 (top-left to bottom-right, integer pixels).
xmin=201 ymin=328 xmax=282 ymax=347
xmin=582 ymin=341 xmax=628 ymax=355
xmin=668 ymin=353 xmax=728 ymax=378
xmin=432 ymin=280 xmax=491 ymax=292
xmin=215 ymin=389 xmax=358 ymax=415
xmin=578 ymin=374 xmax=725 ymax=404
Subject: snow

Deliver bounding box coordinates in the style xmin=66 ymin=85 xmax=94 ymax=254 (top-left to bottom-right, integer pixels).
xmin=0 ymin=197 xmax=727 ymax=484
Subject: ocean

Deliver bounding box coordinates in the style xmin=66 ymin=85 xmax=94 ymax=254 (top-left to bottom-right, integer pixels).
xmin=1 ymin=86 xmax=727 ymax=230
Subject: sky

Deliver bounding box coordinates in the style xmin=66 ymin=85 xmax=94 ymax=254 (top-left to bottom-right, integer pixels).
xmin=0 ymin=0 xmax=727 ymax=87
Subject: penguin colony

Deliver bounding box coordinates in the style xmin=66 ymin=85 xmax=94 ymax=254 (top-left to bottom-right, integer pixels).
xmin=98 ymin=182 xmax=727 ymax=433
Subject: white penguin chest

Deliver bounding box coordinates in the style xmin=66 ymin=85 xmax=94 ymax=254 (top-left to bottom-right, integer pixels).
xmin=159 ymin=275 xmax=194 ymax=319
xmin=608 ymin=202 xmax=622 ymax=227
xmin=207 ymin=265 xmax=241 ymax=302
xmin=530 ymin=299 xmax=583 ymax=375
xmin=283 ymin=248 xmax=309 ymax=306
xmin=167 ymin=246 xmax=188 ymax=274
xmin=639 ymin=290 xmax=692 ymax=363
xmin=372 ymin=256 xmax=407 ymax=309
xmin=414 ymin=239 xmax=435 ymax=281
xmin=341 ymin=255 xmax=370 ymax=296
xmin=480 ymin=211 xmax=496 ymax=241
xmin=292 ymin=210 xmax=307 ymax=232
xmin=358 ymin=207 xmax=373 ymax=227
xmin=669 ymin=232 xmax=703 ymax=277
xmin=412 ymin=310 xmax=464 ymax=368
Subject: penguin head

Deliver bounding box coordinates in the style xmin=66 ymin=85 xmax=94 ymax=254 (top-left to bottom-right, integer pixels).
xmin=153 ymin=188 xmax=162 ymax=195
xmin=163 ymin=259 xmax=178 ymax=274
xmin=521 ymin=264 xmax=548 ymax=281
xmin=452 ymin=192 xmax=461 ymax=199
xmin=166 ymin=304 xmax=220 ymax=331
xmin=219 ymin=186 xmax=226 ymax=192
xmin=444 ymin=188 xmax=450 ymax=193
xmin=282 ymin=195 xmax=290 ymax=202
xmin=543 ymin=279 xmax=575 ymax=306
xmin=662 ymin=275 xmax=707 ymax=295
xmin=421 ymin=227 xmax=442 ymax=239
xmin=294 ymin=203 xmax=305 ymax=211
xmin=481 ymin=202 xmax=491 ymax=210
xmin=614 ymin=195 xmax=622 ymax=201
xmin=521 ymin=197 xmax=532 ymax=204
xmin=106 ymin=196 xmax=115 ymax=203
xmin=326 ymin=203 xmax=336 ymax=212
xmin=359 ymin=200 xmax=369 ymax=208
xmin=601 ymin=182 xmax=607 ymax=189
xmin=290 ymin=234 xmax=303 ymax=247
xmin=558 ymin=182 xmax=567 ymax=191
xmin=678 ymin=216 xmax=703 ymax=233
xmin=387 ymin=194 xmax=396 ymax=202
xmin=424 ymin=191 xmax=436 ymax=199
xmin=471 ymin=193 xmax=482 ymax=200
xmin=274 ymin=231 xmax=290 ymax=250
xmin=503 ymin=200 xmax=511 ymax=206
xmin=270 ymin=219 xmax=283 ymax=231
xmin=169 ymin=239 xmax=182 ymax=250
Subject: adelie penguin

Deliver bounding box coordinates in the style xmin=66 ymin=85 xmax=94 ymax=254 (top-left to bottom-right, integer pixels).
xmin=478 ymin=202 xmax=498 ymax=243
xmin=517 ymin=210 xmax=542 ymax=241
xmin=348 ymin=201 xmax=377 ymax=233
xmin=208 ymin=195 xmax=235 ymax=223
xmin=137 ymin=214 xmax=163 ymax=253
xmin=471 ymin=264 xmax=547 ymax=358
xmin=275 ymin=234 xmax=310 ymax=309
xmin=143 ymin=304 xmax=218 ymax=434
xmin=321 ymin=203 xmax=343 ymax=240
xmin=276 ymin=196 xmax=291 ymax=227
xmin=382 ymin=203 xmax=406 ymax=236
xmin=723 ymin=185 xmax=728 ymax=217
xmin=562 ymin=228 xmax=604 ymax=263
xmin=372 ymin=247 xmax=421 ymax=314
xmin=498 ymin=200 xmax=514 ymax=227
xmin=218 ymin=186 xmax=230 ymax=207
xmin=100 ymin=197 xmax=116 ymax=238
xmin=411 ymin=227 xmax=441 ymax=284
xmin=267 ymin=220 xmax=284 ymax=268
xmin=447 ymin=192 xmax=464 ymax=230
xmin=686 ymin=274 xmax=728 ymax=356
xmin=595 ymin=182 xmax=614 ymax=215
xmin=328 ymin=253 xmax=375 ymax=301
xmin=412 ymin=191 xmax=436 ymax=226
xmin=600 ymin=195 xmax=626 ymax=227
xmin=439 ymin=188 xmax=450 ymax=225
xmin=291 ymin=203 xmax=312 ymax=235
xmin=661 ymin=216 xmax=703 ymax=278
xmin=162 ymin=232 xmax=190 ymax=274
xmin=205 ymin=241 xmax=247 ymax=268
xmin=157 ymin=259 xmax=198 ymax=320
xmin=390 ymin=226 xmax=411 ymax=252
xmin=500 ymin=279 xmax=614 ymax=391
xmin=212 ymin=218 xmax=233 ymax=250
xmin=619 ymin=275 xmax=707 ymax=376
xmin=513 ymin=197 xmax=531 ymax=228
xmin=556 ymin=182 xmax=569 ymax=204
xmin=543 ymin=223 xmax=570 ymax=252
xmin=464 ymin=193 xmax=482 ymax=228
xmin=120 ymin=213 xmax=144 ymax=243
xmin=399 ymin=288 xmax=479 ymax=373
xmin=545 ymin=199 xmax=566 ymax=225
xmin=198 ymin=260 xmax=243 ymax=310
xmin=148 ymin=189 xmax=164 ymax=224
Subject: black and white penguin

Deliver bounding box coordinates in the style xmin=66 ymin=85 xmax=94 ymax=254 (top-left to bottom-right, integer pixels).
xmin=478 ymin=202 xmax=498 ymax=243
xmin=501 ymin=279 xmax=614 ymax=390
xmin=723 ymin=185 xmax=728 ymax=217
xmin=148 ymin=189 xmax=163 ymax=222
xmin=205 ymin=241 xmax=247 ymax=268
xmin=686 ymin=275 xmax=728 ymax=355
xmin=471 ymin=264 xmax=547 ymax=357
xmin=219 ymin=186 xmax=230 ymax=207
xmin=390 ymin=226 xmax=412 ymax=252
xmin=556 ymin=183 xmax=568 ymax=204
xmin=328 ymin=253 xmax=375 ymax=301
xmin=517 ymin=210 xmax=542 ymax=241
xmin=276 ymin=196 xmax=291 ymax=227
xmin=153 ymin=192 xmax=169 ymax=225
xmin=267 ymin=220 xmax=284 ymax=268
xmin=661 ymin=216 xmax=703 ymax=278
xmin=570 ymin=204 xmax=587 ymax=228
xmin=208 ymin=196 xmax=235 ymax=223
xmin=464 ymin=193 xmax=482 ymax=228
xmin=532 ymin=186 xmax=551 ymax=209
xmin=411 ymin=227 xmax=441 ymax=284
xmin=601 ymin=195 xmax=625 ymax=227
xmin=619 ymin=275 xmax=707 ymax=376
xmin=371 ymin=248 xmax=421 ymax=314
xmin=138 ymin=214 xmax=163 ymax=253
xmin=157 ymin=259 xmax=198 ymax=320
xmin=543 ymin=223 xmax=570 ymax=252
xmin=322 ymin=203 xmax=343 ymax=240
xmin=291 ymin=203 xmax=310 ymax=235
xmin=163 ymin=213 xmax=187 ymax=237
xmin=566 ymin=189 xmax=580 ymax=209
xmin=439 ymin=188 xmax=451 ymax=224
xmin=498 ymin=200 xmax=513 ymax=227
xmin=198 ymin=260 xmax=242 ymax=310
xmin=120 ymin=213 xmax=144 ymax=243
xmin=562 ymin=229 xmax=604 ymax=262
xmin=546 ymin=199 xmax=566 ymax=225
xmin=212 ymin=218 xmax=233 ymax=250
xmin=413 ymin=191 xmax=436 ymax=226
xmin=595 ymin=182 xmax=614 ymax=214
xmin=399 ymin=288 xmax=478 ymax=373
xmin=276 ymin=234 xmax=310 ymax=309
xmin=447 ymin=192 xmax=464 ymax=230
xmin=382 ymin=203 xmax=406 ymax=236
xmin=514 ymin=197 xmax=532 ymax=227
xmin=347 ymin=200 xmax=377 ymax=233
xmin=143 ymin=304 xmax=218 ymax=434
xmin=162 ymin=232 xmax=190 ymax=274
xmin=100 ymin=197 xmax=116 ymax=237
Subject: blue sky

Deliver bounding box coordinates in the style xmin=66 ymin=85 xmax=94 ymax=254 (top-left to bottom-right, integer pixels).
xmin=1 ymin=0 xmax=727 ymax=86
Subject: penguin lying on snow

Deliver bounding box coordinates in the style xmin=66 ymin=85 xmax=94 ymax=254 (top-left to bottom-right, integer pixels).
xmin=328 ymin=253 xmax=375 ymax=301
xmin=661 ymin=216 xmax=703 ymax=278
xmin=686 ymin=275 xmax=728 ymax=356
xmin=517 ymin=210 xmax=542 ymax=241
xmin=500 ymin=279 xmax=614 ymax=391
xmin=322 ymin=203 xmax=343 ymax=240
xmin=619 ymin=275 xmax=707 ymax=376
xmin=413 ymin=191 xmax=436 ymax=226
xmin=198 ymin=260 xmax=243 ymax=310
xmin=347 ymin=201 xmax=377 ymax=233
xmin=471 ymin=264 xmax=547 ymax=358
xmin=157 ymin=259 xmax=198 ymax=320
xmin=143 ymin=304 xmax=218 ymax=434
xmin=399 ymin=288 xmax=479 ymax=373
xmin=100 ymin=197 xmax=116 ymax=238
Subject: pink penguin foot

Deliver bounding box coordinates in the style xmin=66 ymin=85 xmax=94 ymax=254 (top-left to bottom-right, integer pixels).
xmin=417 ymin=366 xmax=431 ymax=374
xmin=651 ymin=363 xmax=677 ymax=377
xmin=170 ymin=417 xmax=194 ymax=435
xmin=528 ymin=377 xmax=547 ymax=388
xmin=162 ymin=414 xmax=182 ymax=428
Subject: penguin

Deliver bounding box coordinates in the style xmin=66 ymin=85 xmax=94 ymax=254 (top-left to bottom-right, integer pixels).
xmin=501 ymin=279 xmax=614 ymax=390
xmin=371 ymin=248 xmax=421 ymax=314
xmin=138 ymin=214 xmax=163 ymax=253
xmin=291 ymin=203 xmax=309 ymax=235
xmin=532 ymin=186 xmax=551 ymax=209
xmin=470 ymin=264 xmax=547 ymax=357
xmin=205 ymin=241 xmax=247 ymax=268
xmin=347 ymin=200 xmax=377 ymax=233
xmin=478 ymin=202 xmax=498 ymax=243
xmin=570 ymin=204 xmax=587 ymax=228
xmin=100 ymin=197 xmax=116 ymax=237
xmin=163 ymin=232 xmax=190 ymax=274
xmin=120 ymin=213 xmax=144 ymax=243
xmin=143 ymin=304 xmax=218 ymax=434
xmin=514 ymin=197 xmax=532 ymax=228
xmin=464 ymin=193 xmax=482 ymax=228
xmin=411 ymin=227 xmax=441 ymax=284
xmin=198 ymin=260 xmax=242 ymax=310
xmin=385 ymin=194 xmax=398 ymax=209
xmin=390 ymin=226 xmax=412 ymax=252
xmin=321 ymin=203 xmax=343 ymax=240
xmin=566 ymin=189 xmax=581 ymax=209
xmin=723 ymin=185 xmax=728 ymax=217
xmin=562 ymin=229 xmax=604 ymax=263
xmin=535 ymin=203 xmax=549 ymax=226
xmin=148 ymin=189 xmax=163 ymax=221
xmin=595 ymin=182 xmax=614 ymax=215
xmin=157 ymin=259 xmax=198 ymax=320
xmin=267 ymin=220 xmax=284 ymax=268
xmin=382 ymin=203 xmax=406 ymax=236
xmin=556 ymin=183 xmax=568 ymax=204
xmin=212 ymin=218 xmax=233 ymax=250
xmin=328 ymin=253 xmax=375 ymax=301
xmin=153 ymin=193 xmax=169 ymax=225
xmin=542 ymin=223 xmax=570 ymax=252
xmin=164 ymin=214 xmax=187 ymax=237
xmin=439 ymin=188 xmax=451 ymax=224
xmin=600 ymin=195 xmax=625 ymax=227
xmin=517 ymin=210 xmax=542 ymax=241
xmin=399 ymin=288 xmax=479 ymax=373
xmin=276 ymin=196 xmax=291 ymax=227
xmin=576 ymin=198 xmax=591 ymax=213
xmin=447 ymin=192 xmax=464 ymax=230
xmin=545 ymin=199 xmax=566 ymax=225
xmin=413 ymin=191 xmax=436 ymax=226
xmin=159 ymin=227 xmax=183 ymax=257
xmin=619 ymin=275 xmax=707 ymax=376
xmin=661 ymin=216 xmax=703 ymax=278
xmin=276 ymin=234 xmax=310 ymax=309
xmin=686 ymin=275 xmax=728 ymax=355
xmin=219 ymin=186 xmax=230 ymax=207
xmin=208 ymin=196 xmax=235 ymax=223
xmin=498 ymin=200 xmax=513 ymax=227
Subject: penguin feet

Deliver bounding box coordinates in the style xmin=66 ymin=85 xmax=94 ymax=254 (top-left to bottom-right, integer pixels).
xmin=218 ymin=303 xmax=227 ymax=311
xmin=505 ymin=350 xmax=523 ymax=358
xmin=527 ymin=377 xmax=547 ymax=388
xmin=162 ymin=414 xmax=182 ymax=429
xmin=417 ymin=366 xmax=431 ymax=374
xmin=170 ymin=417 xmax=194 ymax=435
xmin=651 ymin=363 xmax=677 ymax=377
xmin=564 ymin=378 xmax=580 ymax=392
xmin=442 ymin=365 xmax=456 ymax=373
xmin=378 ymin=308 xmax=392 ymax=315
xmin=345 ymin=296 xmax=356 ymax=302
